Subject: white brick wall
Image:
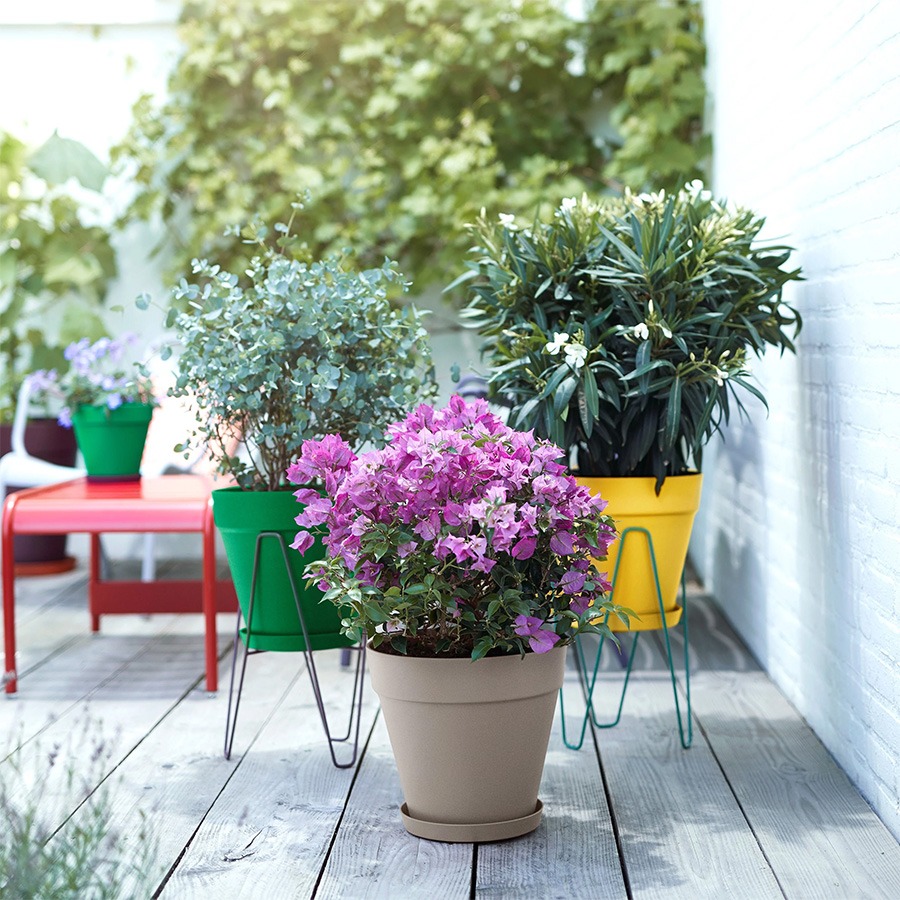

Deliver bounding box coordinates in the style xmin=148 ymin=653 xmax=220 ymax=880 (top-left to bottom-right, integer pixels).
xmin=697 ymin=0 xmax=900 ymax=838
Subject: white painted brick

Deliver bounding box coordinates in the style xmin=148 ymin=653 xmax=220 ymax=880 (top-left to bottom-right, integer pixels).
xmin=700 ymin=0 xmax=900 ymax=840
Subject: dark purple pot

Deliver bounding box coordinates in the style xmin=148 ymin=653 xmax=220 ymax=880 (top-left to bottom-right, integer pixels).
xmin=0 ymin=418 xmax=78 ymax=565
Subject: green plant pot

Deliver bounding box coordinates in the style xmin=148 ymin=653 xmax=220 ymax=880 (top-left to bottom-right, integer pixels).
xmin=211 ymin=486 xmax=352 ymax=652
xmin=71 ymin=403 xmax=154 ymax=481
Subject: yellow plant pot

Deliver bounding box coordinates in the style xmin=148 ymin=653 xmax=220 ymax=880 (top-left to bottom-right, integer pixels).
xmin=576 ymin=474 xmax=703 ymax=632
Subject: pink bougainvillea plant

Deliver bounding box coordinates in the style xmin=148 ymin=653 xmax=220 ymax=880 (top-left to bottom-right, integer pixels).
xmin=288 ymin=396 xmax=627 ymax=659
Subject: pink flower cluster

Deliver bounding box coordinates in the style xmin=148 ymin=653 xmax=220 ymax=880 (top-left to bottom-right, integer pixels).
xmin=288 ymin=396 xmax=618 ymax=657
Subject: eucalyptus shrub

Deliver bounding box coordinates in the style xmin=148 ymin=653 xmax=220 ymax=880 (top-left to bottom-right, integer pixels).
xmin=0 ymin=132 xmax=116 ymax=422
xmin=114 ymin=0 xmax=707 ymax=287
xmin=458 ymin=183 xmax=802 ymax=489
xmin=153 ymin=209 xmax=437 ymax=491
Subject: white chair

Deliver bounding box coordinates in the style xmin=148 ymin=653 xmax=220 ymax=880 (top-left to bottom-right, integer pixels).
xmin=0 ymin=375 xmax=87 ymax=499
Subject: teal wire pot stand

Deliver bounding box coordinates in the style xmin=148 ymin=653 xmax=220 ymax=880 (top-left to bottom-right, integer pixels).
xmin=560 ymin=524 xmax=693 ymax=751
xmin=561 ymin=473 xmax=702 ymax=751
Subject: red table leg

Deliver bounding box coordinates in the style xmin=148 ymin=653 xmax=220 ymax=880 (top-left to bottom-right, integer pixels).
xmin=203 ymin=499 xmax=218 ymax=693
xmin=3 ymin=493 xmax=19 ymax=693
xmin=89 ymin=533 xmax=101 ymax=632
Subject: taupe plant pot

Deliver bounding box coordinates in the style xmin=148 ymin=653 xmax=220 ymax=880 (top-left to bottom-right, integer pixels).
xmin=368 ymin=643 xmax=567 ymax=842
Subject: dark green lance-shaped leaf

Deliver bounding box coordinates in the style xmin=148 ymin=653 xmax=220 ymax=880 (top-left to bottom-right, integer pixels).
xmin=553 ymin=374 xmax=578 ymax=417
xmin=442 ymin=267 xmax=478 ymax=293
xmin=583 ymin=364 xmax=600 ymax=419
xmin=577 ymin=386 xmax=592 ymax=437
xmin=729 ymin=374 xmax=769 ymax=409
xmin=665 ymin=376 xmax=682 ymax=448
xmin=635 ymin=339 xmax=651 ymax=371
xmin=538 ymin=362 xmax=573 ymax=402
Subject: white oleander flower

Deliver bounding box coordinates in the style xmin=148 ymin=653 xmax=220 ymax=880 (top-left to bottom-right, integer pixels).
xmin=498 ymin=212 xmax=517 ymax=229
xmin=560 ymin=196 xmax=577 ymax=211
xmin=683 ymin=178 xmax=712 ymax=201
xmin=633 ymin=322 xmax=650 ymax=340
xmin=563 ymin=343 xmax=588 ymax=369
xmin=545 ymin=332 xmax=570 ymax=355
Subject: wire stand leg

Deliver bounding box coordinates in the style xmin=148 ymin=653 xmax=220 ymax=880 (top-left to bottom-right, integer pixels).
xmin=559 ymin=526 xmax=692 ymax=750
xmin=225 ymin=531 xmax=366 ymax=769
xmin=223 ymin=533 xmax=266 ymax=760
xmin=658 ymin=571 xmax=692 ymax=748
xmin=268 ymin=533 xmax=364 ymax=768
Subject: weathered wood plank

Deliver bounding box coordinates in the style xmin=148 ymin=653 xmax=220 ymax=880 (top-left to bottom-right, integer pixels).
xmin=316 ymin=714 xmax=473 ymax=900
xmin=1 ymin=569 xmax=92 ymax=674
xmin=689 ymin=670 xmax=900 ymax=899
xmin=595 ymin=668 xmax=783 ymax=900
xmin=0 ymin=622 xmax=233 ymax=821
xmin=652 ymin=592 xmax=761 ymax=674
xmin=0 ymin=616 xmax=187 ymax=743
xmin=476 ymin=672 xmax=628 ymax=899
xmin=46 ymin=647 xmax=309 ymax=897
xmin=162 ymin=649 xmax=378 ymax=899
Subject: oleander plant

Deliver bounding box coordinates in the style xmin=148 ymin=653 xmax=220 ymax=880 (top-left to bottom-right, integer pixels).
xmin=457 ymin=181 xmax=803 ymax=488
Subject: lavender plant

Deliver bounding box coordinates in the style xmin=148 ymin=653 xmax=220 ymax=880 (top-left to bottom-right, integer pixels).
xmin=29 ymin=334 xmax=155 ymax=427
xmin=289 ymin=396 xmax=626 ymax=659
xmin=0 ymin=717 xmax=158 ymax=899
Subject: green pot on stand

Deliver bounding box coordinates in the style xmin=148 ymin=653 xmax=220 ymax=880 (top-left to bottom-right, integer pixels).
xmin=212 ymin=486 xmax=363 ymax=768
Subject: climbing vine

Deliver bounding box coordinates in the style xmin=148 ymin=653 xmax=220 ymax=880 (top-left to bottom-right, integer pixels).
xmin=114 ymin=0 xmax=708 ymax=287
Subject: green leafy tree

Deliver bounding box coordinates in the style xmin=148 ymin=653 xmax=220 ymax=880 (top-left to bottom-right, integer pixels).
xmin=114 ymin=0 xmax=708 ymax=288
xmin=0 ymin=132 xmax=117 ymax=422
xmin=586 ymin=0 xmax=709 ymax=188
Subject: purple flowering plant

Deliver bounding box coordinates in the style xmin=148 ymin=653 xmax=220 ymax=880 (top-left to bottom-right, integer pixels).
xmin=29 ymin=334 xmax=156 ymax=427
xmin=288 ymin=396 xmax=628 ymax=660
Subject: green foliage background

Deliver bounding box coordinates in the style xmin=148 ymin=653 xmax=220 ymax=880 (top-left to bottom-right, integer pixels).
xmin=115 ymin=0 xmax=708 ymax=288
xmin=0 ymin=133 xmax=116 ymax=421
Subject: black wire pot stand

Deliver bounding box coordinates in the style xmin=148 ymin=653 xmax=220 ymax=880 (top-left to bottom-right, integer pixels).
xmin=223 ymin=531 xmax=366 ymax=769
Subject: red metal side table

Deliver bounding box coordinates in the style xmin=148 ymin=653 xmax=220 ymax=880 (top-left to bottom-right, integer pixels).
xmin=2 ymin=475 xmax=237 ymax=694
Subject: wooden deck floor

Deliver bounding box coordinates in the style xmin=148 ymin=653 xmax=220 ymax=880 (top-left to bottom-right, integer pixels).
xmin=2 ymin=559 xmax=899 ymax=899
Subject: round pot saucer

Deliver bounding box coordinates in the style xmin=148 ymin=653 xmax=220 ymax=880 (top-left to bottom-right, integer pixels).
xmin=400 ymin=800 xmax=543 ymax=843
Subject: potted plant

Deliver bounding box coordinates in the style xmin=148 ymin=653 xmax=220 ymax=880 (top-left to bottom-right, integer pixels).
xmin=454 ymin=181 xmax=802 ymax=630
xmin=289 ymin=396 xmax=623 ymax=841
xmin=161 ymin=209 xmax=437 ymax=657
xmin=30 ymin=334 xmax=157 ymax=481
xmin=0 ymin=131 xmax=116 ymax=564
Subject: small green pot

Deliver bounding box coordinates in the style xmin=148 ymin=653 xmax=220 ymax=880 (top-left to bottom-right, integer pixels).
xmin=71 ymin=402 xmax=154 ymax=482
xmin=212 ymin=486 xmax=352 ymax=652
